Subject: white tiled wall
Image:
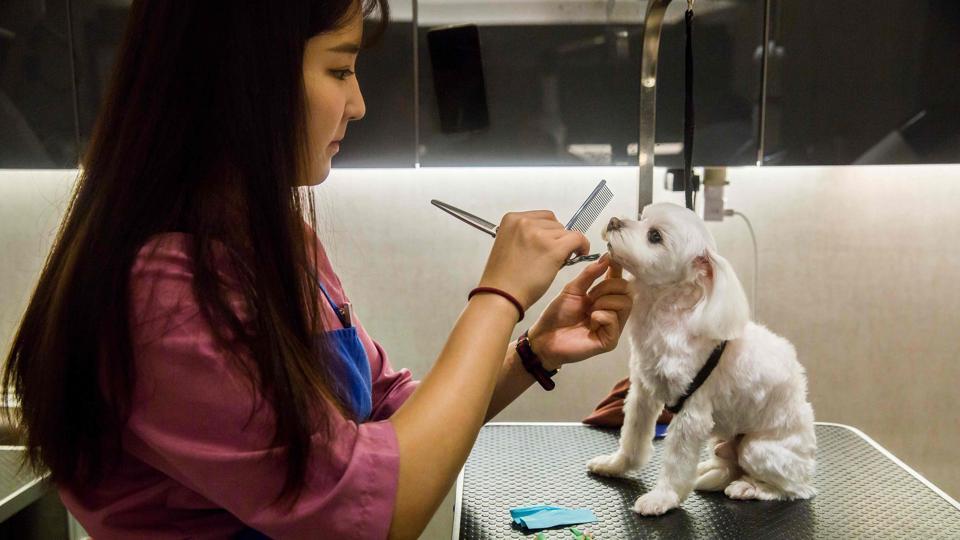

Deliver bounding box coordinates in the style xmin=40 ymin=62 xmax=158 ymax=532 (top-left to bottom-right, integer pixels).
xmin=0 ymin=170 xmax=78 ymax=352
xmin=2 ymin=165 xmax=959 ymax=539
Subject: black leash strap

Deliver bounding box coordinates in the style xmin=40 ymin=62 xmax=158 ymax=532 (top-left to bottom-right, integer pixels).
xmin=683 ymin=4 xmax=695 ymax=211
xmin=666 ymin=340 xmax=727 ymax=414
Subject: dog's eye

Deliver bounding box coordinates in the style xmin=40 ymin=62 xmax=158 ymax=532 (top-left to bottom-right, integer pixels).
xmin=647 ymin=229 xmax=663 ymax=244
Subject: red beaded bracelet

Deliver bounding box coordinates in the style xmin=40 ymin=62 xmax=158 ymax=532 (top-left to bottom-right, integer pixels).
xmin=468 ymin=287 xmax=524 ymax=322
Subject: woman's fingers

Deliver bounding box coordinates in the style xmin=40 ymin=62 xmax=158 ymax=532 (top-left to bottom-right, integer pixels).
xmin=559 ymin=230 xmax=591 ymax=258
xmin=522 ymin=209 xmax=561 ymax=222
xmin=591 ymin=295 xmax=632 ymax=315
xmin=544 ymin=229 xmax=591 ymax=261
xmin=589 ymin=310 xmax=618 ymax=337
xmin=562 ymin=255 xmax=610 ymax=295
xmin=591 ymin=296 xmax=631 ymax=331
xmin=503 ymin=209 xmax=560 ymax=224
xmin=587 ymin=277 xmax=630 ymax=301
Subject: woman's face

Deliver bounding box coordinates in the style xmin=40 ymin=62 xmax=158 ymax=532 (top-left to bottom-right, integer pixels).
xmin=302 ymin=11 xmax=367 ymax=185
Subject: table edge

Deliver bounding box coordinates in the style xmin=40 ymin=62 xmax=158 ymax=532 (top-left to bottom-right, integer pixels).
xmin=451 ymin=421 xmax=960 ymax=539
xmin=0 ymin=446 xmax=50 ymax=524
xmin=814 ymin=422 xmax=960 ymax=511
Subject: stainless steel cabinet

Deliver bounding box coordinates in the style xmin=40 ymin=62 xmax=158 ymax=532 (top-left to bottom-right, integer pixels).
xmin=3 ymin=0 xmax=958 ymax=169
xmin=416 ymin=0 xmax=765 ymax=167
xmin=762 ymin=0 xmax=960 ymax=165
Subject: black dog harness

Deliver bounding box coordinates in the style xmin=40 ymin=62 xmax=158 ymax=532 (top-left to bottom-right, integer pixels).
xmin=665 ymin=341 xmax=728 ymax=414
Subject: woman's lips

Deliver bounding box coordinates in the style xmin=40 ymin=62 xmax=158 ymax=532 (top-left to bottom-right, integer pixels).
xmin=328 ymin=140 xmax=341 ymax=154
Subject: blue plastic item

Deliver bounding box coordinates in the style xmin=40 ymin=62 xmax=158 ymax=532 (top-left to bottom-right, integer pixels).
xmin=509 ymin=505 xmax=598 ymax=530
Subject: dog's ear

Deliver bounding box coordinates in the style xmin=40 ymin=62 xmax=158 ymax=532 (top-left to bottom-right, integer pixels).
xmin=690 ymin=248 xmax=750 ymax=340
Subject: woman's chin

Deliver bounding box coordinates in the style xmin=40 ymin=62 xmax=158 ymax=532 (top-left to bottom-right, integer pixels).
xmin=303 ymin=161 xmax=332 ymax=187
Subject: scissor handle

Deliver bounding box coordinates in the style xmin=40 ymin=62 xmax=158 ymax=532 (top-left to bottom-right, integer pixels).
xmin=563 ymin=253 xmax=601 ymax=266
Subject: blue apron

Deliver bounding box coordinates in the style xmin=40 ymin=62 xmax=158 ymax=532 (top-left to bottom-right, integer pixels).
xmin=234 ymin=281 xmax=373 ymax=539
xmin=315 ymin=281 xmax=373 ymax=422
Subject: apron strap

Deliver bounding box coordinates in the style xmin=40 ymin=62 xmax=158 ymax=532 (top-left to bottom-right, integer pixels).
xmin=314 ymin=275 xmax=350 ymax=328
xmin=316 ymin=280 xmax=338 ymax=312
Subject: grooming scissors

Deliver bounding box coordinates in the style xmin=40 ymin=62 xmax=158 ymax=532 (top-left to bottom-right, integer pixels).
xmin=431 ymin=180 xmax=613 ymax=266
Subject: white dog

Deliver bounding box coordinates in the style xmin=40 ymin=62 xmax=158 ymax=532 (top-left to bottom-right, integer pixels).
xmin=587 ymin=202 xmax=816 ymax=516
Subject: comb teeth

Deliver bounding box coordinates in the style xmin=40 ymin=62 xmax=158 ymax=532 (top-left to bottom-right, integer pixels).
xmin=567 ymin=182 xmax=613 ymax=234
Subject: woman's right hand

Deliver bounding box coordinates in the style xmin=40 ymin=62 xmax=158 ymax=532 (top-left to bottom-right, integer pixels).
xmin=477 ymin=211 xmax=590 ymax=310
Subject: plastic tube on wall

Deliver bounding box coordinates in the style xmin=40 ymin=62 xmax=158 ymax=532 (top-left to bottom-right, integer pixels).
xmin=702 ymin=167 xmax=727 ymax=222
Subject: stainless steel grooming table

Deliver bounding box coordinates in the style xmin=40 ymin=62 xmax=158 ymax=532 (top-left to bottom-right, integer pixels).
xmin=454 ymin=423 xmax=960 ymax=539
xmin=0 ymin=446 xmax=48 ymax=524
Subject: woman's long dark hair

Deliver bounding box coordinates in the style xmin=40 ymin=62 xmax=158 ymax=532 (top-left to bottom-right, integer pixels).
xmin=2 ymin=0 xmax=388 ymax=504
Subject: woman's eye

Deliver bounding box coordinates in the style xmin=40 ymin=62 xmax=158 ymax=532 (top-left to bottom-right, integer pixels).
xmin=330 ymin=69 xmax=356 ymax=81
xmin=647 ymin=229 xmax=663 ymax=244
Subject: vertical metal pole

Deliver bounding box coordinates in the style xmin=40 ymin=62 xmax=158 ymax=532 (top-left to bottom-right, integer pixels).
xmin=66 ymin=0 xmax=82 ymax=164
xmin=757 ymin=0 xmax=772 ymax=166
xmin=412 ymin=0 xmax=421 ymax=167
xmin=638 ymin=0 xmax=673 ymax=218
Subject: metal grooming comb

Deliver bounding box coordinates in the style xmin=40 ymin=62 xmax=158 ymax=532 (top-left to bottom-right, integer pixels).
xmin=565 ymin=180 xmax=613 ymax=233
xmin=563 ymin=179 xmax=613 ymax=265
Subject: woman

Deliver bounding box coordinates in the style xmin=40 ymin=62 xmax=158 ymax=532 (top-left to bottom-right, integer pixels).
xmin=2 ymin=2 xmax=631 ymax=538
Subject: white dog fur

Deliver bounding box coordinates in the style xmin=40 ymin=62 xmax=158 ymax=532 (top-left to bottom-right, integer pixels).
xmin=587 ymin=202 xmax=816 ymax=516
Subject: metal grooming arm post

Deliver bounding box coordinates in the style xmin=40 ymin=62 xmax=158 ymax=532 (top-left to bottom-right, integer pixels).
xmin=638 ymin=0 xmax=675 ymax=218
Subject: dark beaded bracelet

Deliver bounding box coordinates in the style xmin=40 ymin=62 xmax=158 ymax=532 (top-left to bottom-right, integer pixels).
xmin=516 ymin=330 xmax=558 ymax=391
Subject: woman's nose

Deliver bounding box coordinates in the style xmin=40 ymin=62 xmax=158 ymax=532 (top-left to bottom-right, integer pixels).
xmin=348 ymin=85 xmax=366 ymax=122
xmin=606 ymin=217 xmax=624 ymax=232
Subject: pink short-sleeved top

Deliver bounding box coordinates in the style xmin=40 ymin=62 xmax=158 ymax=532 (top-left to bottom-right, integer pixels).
xmin=58 ymin=232 xmax=419 ymax=539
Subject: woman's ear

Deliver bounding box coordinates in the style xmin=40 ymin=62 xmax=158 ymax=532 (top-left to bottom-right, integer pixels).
xmin=690 ymin=249 xmax=750 ymax=340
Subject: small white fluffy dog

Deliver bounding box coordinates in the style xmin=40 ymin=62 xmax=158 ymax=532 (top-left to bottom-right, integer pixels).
xmin=587 ymin=202 xmax=816 ymax=516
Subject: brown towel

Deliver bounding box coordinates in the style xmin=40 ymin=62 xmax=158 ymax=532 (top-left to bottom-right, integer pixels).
xmin=581 ymin=377 xmax=674 ymax=427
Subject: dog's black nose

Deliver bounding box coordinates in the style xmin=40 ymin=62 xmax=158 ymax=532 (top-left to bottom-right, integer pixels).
xmin=606 ymin=217 xmax=624 ymax=232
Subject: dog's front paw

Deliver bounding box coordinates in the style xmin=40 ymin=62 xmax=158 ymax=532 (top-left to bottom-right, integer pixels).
xmin=633 ymin=489 xmax=680 ymax=516
xmin=586 ymin=452 xmax=634 ymax=477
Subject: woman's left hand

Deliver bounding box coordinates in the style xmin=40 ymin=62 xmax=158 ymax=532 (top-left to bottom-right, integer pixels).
xmin=527 ymin=254 xmax=632 ymax=371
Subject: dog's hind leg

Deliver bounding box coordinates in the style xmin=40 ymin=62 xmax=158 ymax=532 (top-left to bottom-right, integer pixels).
xmin=695 ymin=457 xmax=739 ymax=491
xmin=587 ymin=378 xmax=661 ymax=477
xmin=724 ymin=476 xmax=787 ymax=500
xmin=727 ymin=421 xmax=817 ymax=500
xmin=694 ymin=438 xmax=741 ymax=492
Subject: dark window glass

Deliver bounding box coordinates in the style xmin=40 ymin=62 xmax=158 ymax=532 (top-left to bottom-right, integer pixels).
xmin=335 ymin=19 xmax=417 ymax=168
xmin=69 ymin=1 xmax=416 ymax=169
xmin=417 ymin=0 xmax=764 ymax=167
xmin=70 ymin=0 xmax=126 ymax=154
xmin=763 ymin=0 xmax=960 ymax=165
xmin=0 ymin=0 xmax=78 ymax=168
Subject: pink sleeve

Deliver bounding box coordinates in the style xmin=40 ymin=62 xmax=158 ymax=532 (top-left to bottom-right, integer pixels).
xmin=363 ymin=331 xmax=419 ymax=421
xmin=126 ymin=236 xmax=399 ymax=539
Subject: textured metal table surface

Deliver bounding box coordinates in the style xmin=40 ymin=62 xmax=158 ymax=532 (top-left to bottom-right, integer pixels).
xmin=454 ymin=423 xmax=960 ymax=539
xmin=0 ymin=447 xmax=48 ymax=523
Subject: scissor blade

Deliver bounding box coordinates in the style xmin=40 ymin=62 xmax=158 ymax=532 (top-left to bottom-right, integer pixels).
xmin=431 ymin=200 xmax=498 ymax=238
